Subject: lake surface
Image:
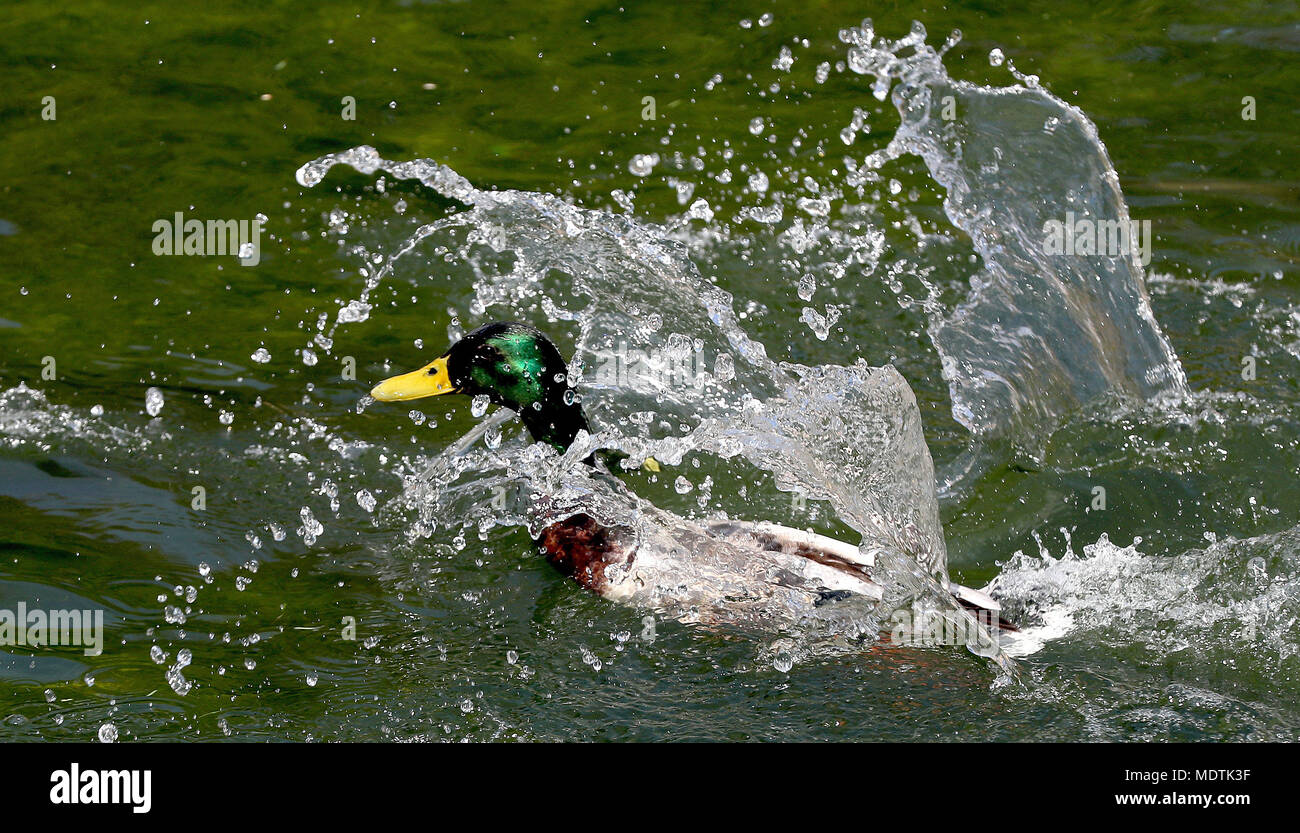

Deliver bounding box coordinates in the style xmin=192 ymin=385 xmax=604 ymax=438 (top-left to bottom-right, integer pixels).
xmin=1 ymin=1 xmax=1297 ymax=741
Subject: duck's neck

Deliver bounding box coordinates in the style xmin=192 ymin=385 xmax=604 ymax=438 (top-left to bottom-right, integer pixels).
xmin=519 ymin=396 xmax=590 ymax=457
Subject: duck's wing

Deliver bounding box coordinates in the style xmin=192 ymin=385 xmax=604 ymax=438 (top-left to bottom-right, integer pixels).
xmin=703 ymin=520 xmax=873 ymax=566
xmin=701 ymin=520 xmax=883 ymax=602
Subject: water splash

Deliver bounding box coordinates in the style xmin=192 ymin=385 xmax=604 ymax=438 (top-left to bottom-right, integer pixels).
xmin=989 ymin=526 xmax=1300 ymax=681
xmin=290 ymin=19 xmax=1195 ymax=659
xmin=839 ymin=20 xmax=1187 ymax=463
xmin=296 ymin=145 xmax=1002 ymax=660
xmin=288 ymin=22 xmax=1198 ymax=667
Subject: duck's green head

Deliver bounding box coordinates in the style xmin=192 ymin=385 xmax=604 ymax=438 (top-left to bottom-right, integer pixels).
xmin=370 ymin=321 xmax=589 ymax=452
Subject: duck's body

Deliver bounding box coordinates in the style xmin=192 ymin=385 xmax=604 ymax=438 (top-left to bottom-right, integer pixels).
xmin=536 ymin=510 xmax=884 ymax=627
xmin=371 ymin=321 xmax=1006 ymax=633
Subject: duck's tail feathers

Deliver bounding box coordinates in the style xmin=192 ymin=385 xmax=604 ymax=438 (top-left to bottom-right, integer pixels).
xmin=949 ymin=582 xmax=1018 ymax=632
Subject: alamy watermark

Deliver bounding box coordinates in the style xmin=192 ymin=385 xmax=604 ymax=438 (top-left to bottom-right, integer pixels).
xmin=50 ymin=764 xmax=151 ymax=813
xmin=0 ymin=603 xmax=104 ymax=656
xmin=1043 ymin=211 xmax=1152 ymax=266
xmin=151 ymin=211 xmax=264 ymax=266
xmin=589 ymin=340 xmax=734 ymax=390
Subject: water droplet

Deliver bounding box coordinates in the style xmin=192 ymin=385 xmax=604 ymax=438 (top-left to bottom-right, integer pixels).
xmin=579 ymin=645 xmax=603 ymax=671
xmin=298 ymin=506 xmax=324 ymax=546
xmin=713 ymin=353 xmax=735 ymax=382
xmin=144 ymin=387 xmax=164 ymax=417
xmin=470 ymin=394 xmax=490 ymax=418
xmin=772 ymin=46 xmax=794 ymax=72
xmin=628 ymin=153 xmax=659 ymax=177
xmin=686 ymin=198 xmax=714 ymax=221
xmin=799 ymin=306 xmax=840 ymax=341
xmin=988 ymin=48 xmax=1005 ymax=67
xmin=337 ymin=299 xmax=371 ymax=324
xmin=250 ymin=347 xmax=272 ymax=364
xmin=748 ymin=117 xmax=765 ymax=136
xmin=97 ymin=723 xmax=118 ymax=743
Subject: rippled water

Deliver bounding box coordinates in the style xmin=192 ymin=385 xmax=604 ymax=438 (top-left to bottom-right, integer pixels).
xmin=1 ymin=3 xmax=1297 ymax=741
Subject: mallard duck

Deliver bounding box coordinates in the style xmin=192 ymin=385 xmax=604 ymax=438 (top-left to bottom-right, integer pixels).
xmin=370 ymin=321 xmax=1007 ymax=633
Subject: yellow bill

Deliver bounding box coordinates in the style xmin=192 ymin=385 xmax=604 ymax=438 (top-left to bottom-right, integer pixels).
xmin=370 ymin=356 xmax=456 ymax=401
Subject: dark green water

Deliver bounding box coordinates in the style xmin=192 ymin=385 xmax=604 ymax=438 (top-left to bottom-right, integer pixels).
xmin=1 ymin=1 xmax=1297 ymax=741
